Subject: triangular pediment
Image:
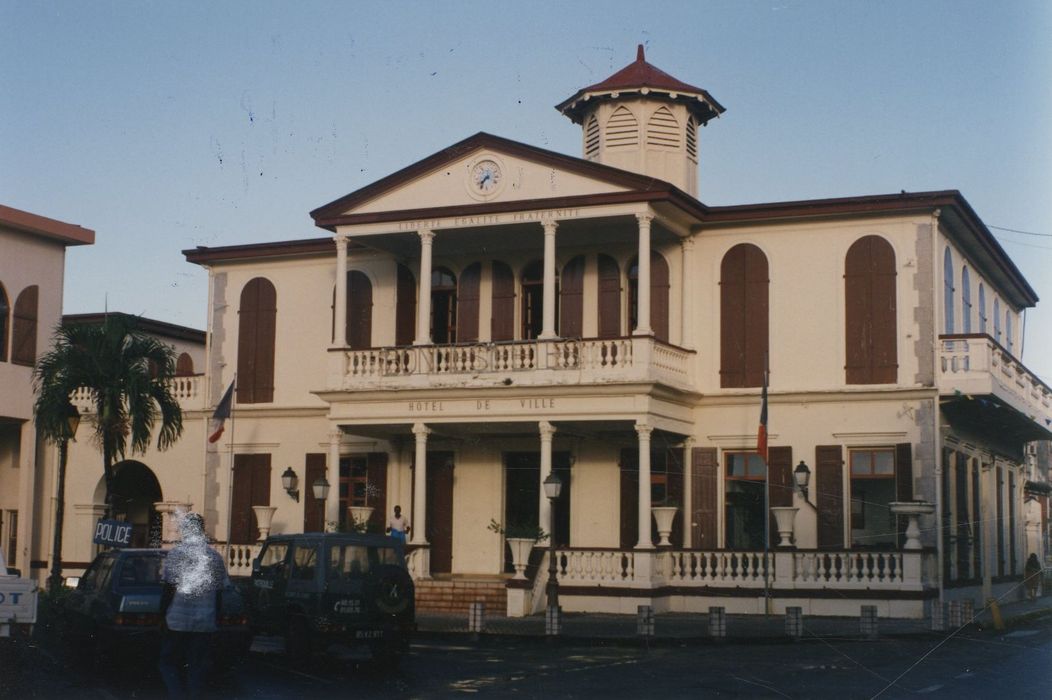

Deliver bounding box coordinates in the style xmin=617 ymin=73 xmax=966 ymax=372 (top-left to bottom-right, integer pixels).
xmin=311 ymin=133 xmax=668 ymax=227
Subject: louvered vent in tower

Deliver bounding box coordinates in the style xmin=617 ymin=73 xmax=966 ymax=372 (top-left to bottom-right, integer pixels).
xmin=646 ymin=106 xmax=680 ymax=149
xmin=605 ymin=106 xmax=639 ymax=150
xmin=686 ymin=116 xmax=698 ymax=160
xmin=585 ymin=114 xmax=600 ymax=160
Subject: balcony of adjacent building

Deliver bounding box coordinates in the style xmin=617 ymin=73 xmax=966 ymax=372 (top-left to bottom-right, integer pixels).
xmin=938 ymin=333 xmax=1052 ymax=449
xmin=69 ymin=373 xmax=206 ymax=415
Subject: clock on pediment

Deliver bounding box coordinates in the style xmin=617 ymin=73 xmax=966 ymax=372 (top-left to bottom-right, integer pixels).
xmin=465 ymin=154 xmax=506 ymax=201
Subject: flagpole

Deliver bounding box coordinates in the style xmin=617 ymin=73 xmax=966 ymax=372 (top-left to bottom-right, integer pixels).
xmin=223 ymin=375 xmax=237 ymax=547
xmin=762 ymin=355 xmax=771 ymax=617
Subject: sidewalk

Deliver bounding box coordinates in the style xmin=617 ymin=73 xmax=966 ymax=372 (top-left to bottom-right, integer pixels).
xmin=416 ymin=595 xmax=1052 ymax=644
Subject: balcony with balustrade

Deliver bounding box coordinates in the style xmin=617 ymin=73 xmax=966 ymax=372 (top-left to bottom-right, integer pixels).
xmin=69 ymin=374 xmax=207 ymax=414
xmin=330 ymin=336 xmax=695 ymax=393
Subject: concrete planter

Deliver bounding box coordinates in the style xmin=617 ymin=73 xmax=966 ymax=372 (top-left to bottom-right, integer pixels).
xmin=252 ymin=505 xmax=277 ymax=542
xmin=770 ymin=506 xmax=799 ymax=547
xmin=506 ymin=537 xmax=536 ymax=580
xmin=651 ymin=506 xmax=678 ymax=546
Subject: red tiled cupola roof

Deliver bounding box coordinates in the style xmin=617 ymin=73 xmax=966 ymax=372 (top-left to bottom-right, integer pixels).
xmin=556 ymin=44 xmax=725 ymax=125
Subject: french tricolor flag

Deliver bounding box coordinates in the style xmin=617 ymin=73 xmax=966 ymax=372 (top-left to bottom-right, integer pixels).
xmin=208 ymin=380 xmax=235 ymax=444
xmin=757 ymin=370 xmax=768 ymax=462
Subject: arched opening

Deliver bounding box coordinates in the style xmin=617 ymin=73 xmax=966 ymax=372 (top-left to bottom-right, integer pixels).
xmin=521 ymin=260 xmax=555 ymax=340
xmin=175 ymin=352 xmax=194 ymax=376
xmin=628 ymin=252 xmax=670 ymax=342
xmin=107 ymin=460 xmax=163 ymax=547
xmin=431 ymin=267 xmax=457 ymax=344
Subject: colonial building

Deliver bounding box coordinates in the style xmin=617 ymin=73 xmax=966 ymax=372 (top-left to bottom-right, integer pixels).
xmin=0 ymin=204 xmax=94 ymax=574
xmin=49 ymin=47 xmax=1050 ymax=617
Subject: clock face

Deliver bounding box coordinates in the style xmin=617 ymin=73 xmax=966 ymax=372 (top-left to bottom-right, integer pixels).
xmin=471 ymin=159 xmax=502 ymax=194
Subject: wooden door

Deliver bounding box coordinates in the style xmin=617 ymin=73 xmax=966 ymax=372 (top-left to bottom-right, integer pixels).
xmin=457 ymin=262 xmax=481 ymax=342
xmin=815 ymin=445 xmax=844 ymax=549
xmin=691 ymin=447 xmax=718 ymax=550
xmin=560 ymin=256 xmax=584 ymax=338
xmin=620 ymin=448 xmax=638 ymax=549
xmin=231 ymin=454 xmax=271 ymax=544
xmin=366 ymin=452 xmax=389 ymax=533
xmin=768 ymin=446 xmax=793 ymax=545
xmin=395 ymin=264 xmax=416 ymax=346
xmin=597 ymin=255 xmax=621 ymax=338
xmin=426 ymin=452 xmax=454 ymax=575
xmin=303 ymin=454 xmax=326 ymax=533
xmin=491 ymin=261 xmax=515 ymax=341
xmin=347 ymin=270 xmax=372 ymax=349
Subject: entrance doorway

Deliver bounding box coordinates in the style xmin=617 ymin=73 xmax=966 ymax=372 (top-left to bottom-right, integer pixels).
xmin=425 ymin=452 xmax=455 ymax=575
xmin=110 ymin=460 xmax=163 ymax=547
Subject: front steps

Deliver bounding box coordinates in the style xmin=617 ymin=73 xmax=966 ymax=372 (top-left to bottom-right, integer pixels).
xmin=414 ymin=577 xmax=508 ymax=615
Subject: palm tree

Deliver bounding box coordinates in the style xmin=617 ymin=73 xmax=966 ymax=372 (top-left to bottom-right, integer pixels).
xmin=34 ymin=315 xmax=184 ymax=580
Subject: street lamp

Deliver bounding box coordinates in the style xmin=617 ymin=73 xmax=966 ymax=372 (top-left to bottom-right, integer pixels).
xmin=543 ymin=471 xmax=563 ymax=615
xmin=48 ymin=403 xmax=80 ymax=592
xmin=311 ymin=475 xmax=331 ymax=501
xmin=794 ymin=461 xmax=811 ymax=500
xmin=281 ymin=467 xmax=300 ymax=502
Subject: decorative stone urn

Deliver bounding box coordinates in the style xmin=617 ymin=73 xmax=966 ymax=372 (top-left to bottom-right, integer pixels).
xmin=506 ymin=537 xmax=536 ymax=580
xmin=889 ymin=501 xmax=935 ymax=550
xmin=348 ymin=506 xmax=375 ymax=531
xmin=770 ymin=506 xmax=800 ymax=547
xmin=651 ymin=506 xmax=679 ymax=546
xmin=251 ymin=505 xmax=277 ymax=542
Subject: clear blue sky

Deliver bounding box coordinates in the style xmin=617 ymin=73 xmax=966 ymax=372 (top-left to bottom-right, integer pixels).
xmin=3 ymin=1 xmax=1051 ymax=379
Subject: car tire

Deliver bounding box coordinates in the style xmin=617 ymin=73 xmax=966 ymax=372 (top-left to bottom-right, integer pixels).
xmin=285 ymin=615 xmax=311 ymax=662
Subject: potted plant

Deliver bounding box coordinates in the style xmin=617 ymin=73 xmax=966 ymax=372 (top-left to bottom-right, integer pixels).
xmin=488 ymin=519 xmax=549 ymax=579
xmin=347 ymin=483 xmax=382 ymax=533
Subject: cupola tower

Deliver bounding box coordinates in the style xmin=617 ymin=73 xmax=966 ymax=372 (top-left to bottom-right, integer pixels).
xmin=556 ymin=45 xmax=724 ymax=198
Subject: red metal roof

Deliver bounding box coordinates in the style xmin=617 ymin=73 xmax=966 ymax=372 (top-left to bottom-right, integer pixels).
xmin=0 ymin=203 xmax=95 ymax=246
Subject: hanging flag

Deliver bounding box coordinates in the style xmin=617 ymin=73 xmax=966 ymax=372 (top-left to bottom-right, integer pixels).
xmin=208 ymin=380 xmax=235 ymax=444
xmin=756 ymin=370 xmax=768 ymax=462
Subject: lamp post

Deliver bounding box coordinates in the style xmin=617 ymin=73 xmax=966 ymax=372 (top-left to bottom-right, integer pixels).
xmin=794 ymin=461 xmax=811 ymax=500
xmin=311 ymin=476 xmax=331 ymax=501
xmin=48 ymin=403 xmax=80 ymax=592
xmin=543 ymin=471 xmax=563 ymax=614
xmin=281 ymin=466 xmax=300 ymax=502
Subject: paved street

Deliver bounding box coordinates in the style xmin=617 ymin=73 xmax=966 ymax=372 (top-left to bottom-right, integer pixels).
xmin=4 ymin=613 xmax=1050 ymax=699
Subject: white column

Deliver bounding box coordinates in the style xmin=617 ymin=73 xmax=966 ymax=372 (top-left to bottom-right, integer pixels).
xmin=634 ymin=213 xmax=653 ymax=336
xmin=334 ymin=233 xmax=349 ymax=346
xmin=538 ymin=421 xmax=556 ymax=534
xmin=680 ymin=237 xmax=695 ymax=349
xmin=411 ymin=423 xmax=430 ymax=544
xmin=682 ymin=437 xmax=695 ymax=548
xmin=415 ymin=229 xmax=435 ymax=345
xmin=636 ymin=423 xmax=654 ymax=549
xmin=326 ymin=429 xmax=342 ymax=529
xmin=15 ymin=422 xmax=36 ymax=571
xmin=540 ymin=220 xmax=558 ymax=339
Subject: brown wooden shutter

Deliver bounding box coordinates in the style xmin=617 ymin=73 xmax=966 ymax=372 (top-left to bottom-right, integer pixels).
xmin=237 ymin=278 xmax=276 ymax=404
xmin=175 ymin=352 xmax=194 ymax=376
xmin=490 ymin=261 xmax=515 ymax=341
xmin=597 ymin=254 xmax=621 ymax=338
xmin=895 ymin=442 xmax=913 ymax=502
xmin=395 ymin=264 xmax=416 ymax=346
xmin=845 ymin=236 xmax=897 ymax=384
xmin=651 ymin=252 xmax=670 ymax=343
xmin=691 ymin=447 xmax=718 ymax=550
xmin=304 ymin=453 xmax=327 ymax=533
xmin=815 ymin=445 xmax=844 ymax=549
xmin=456 ymin=262 xmax=481 ymax=342
xmin=667 ymin=449 xmax=684 ymax=548
xmin=619 ymin=448 xmax=638 ymax=549
xmin=366 ymin=452 xmax=388 ymax=533
xmin=0 ymin=284 xmax=10 ymax=362
xmin=11 ymin=285 xmax=38 ymax=366
xmin=231 ymin=453 xmax=271 ymax=544
xmin=560 ymin=256 xmax=584 ymax=338
xmin=346 ymin=270 xmax=372 ymax=349
xmin=721 ymin=245 xmax=770 ymax=387
xmin=768 ymin=446 xmax=793 ymax=545
xmin=954 ymin=452 xmax=970 ymax=578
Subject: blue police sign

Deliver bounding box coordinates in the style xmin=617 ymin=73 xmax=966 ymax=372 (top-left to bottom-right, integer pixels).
xmin=93 ymin=519 xmax=134 ymax=547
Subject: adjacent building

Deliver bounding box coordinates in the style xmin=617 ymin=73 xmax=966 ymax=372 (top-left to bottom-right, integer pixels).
xmin=46 ymin=47 xmax=1049 ymax=617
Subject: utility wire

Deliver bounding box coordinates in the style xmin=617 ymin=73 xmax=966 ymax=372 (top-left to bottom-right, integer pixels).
xmin=988 ymin=224 xmax=1052 ymax=238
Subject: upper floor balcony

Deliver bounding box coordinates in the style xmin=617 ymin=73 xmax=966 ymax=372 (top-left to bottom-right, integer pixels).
xmin=938 ymin=334 xmax=1052 ymax=441
xmin=329 ymin=335 xmax=695 ymax=393
xmin=70 ymin=374 xmax=206 ymax=415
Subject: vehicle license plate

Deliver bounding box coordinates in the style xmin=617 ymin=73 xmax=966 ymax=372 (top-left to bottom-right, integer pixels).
xmin=355 ymin=630 xmax=383 ymax=640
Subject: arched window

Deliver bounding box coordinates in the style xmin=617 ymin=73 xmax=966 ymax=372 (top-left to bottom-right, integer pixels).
xmin=605 ymin=106 xmax=639 ymax=151
xmin=491 ymin=261 xmax=515 ymax=341
xmin=521 ymin=260 xmax=554 ymax=340
xmin=457 ymin=263 xmax=481 ymax=343
xmin=978 ymin=283 xmax=987 ymax=334
xmin=597 ymin=254 xmax=621 ymax=338
xmin=961 ymin=267 xmax=972 ymax=334
xmin=430 ymin=267 xmax=457 ymax=344
xmin=236 ymin=277 xmax=276 ymax=403
xmin=395 ymin=264 xmax=416 ymax=346
xmin=943 ymin=247 xmax=954 ymax=334
xmin=720 ymin=244 xmax=769 ymax=388
xmin=0 ymin=283 xmax=8 ymax=362
xmin=1006 ymin=311 xmax=1014 ymax=355
xmin=11 ymin=285 xmax=39 ymax=366
xmin=346 ymin=270 xmax=372 ymax=350
xmin=845 ymin=236 xmax=898 ymax=384
xmin=628 ymin=252 xmax=670 ymax=342
xmin=994 ymin=298 xmax=1002 ymax=344
xmin=560 ymin=256 xmax=585 ymax=338
xmin=646 ymin=106 xmax=680 ymax=149
xmin=175 ymin=352 xmax=194 ymax=376
xmin=584 ymin=114 xmax=600 ymax=160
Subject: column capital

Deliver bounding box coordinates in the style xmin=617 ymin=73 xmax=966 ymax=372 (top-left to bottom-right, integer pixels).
xmin=328 ymin=429 xmax=344 ymax=443
xmin=335 ymin=232 xmax=349 ymax=248
xmin=542 ymin=219 xmax=559 ymax=235
xmin=635 ymin=212 xmax=654 ymax=227
xmin=680 ymin=235 xmax=695 ymax=251
xmin=412 ymin=422 xmax=431 ymax=438
xmin=418 ymin=228 xmax=435 ymax=244
xmin=635 ymin=422 xmax=653 ymax=440
xmin=682 ymin=436 xmax=695 ymax=450
xmin=539 ymin=420 xmax=556 ymax=440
